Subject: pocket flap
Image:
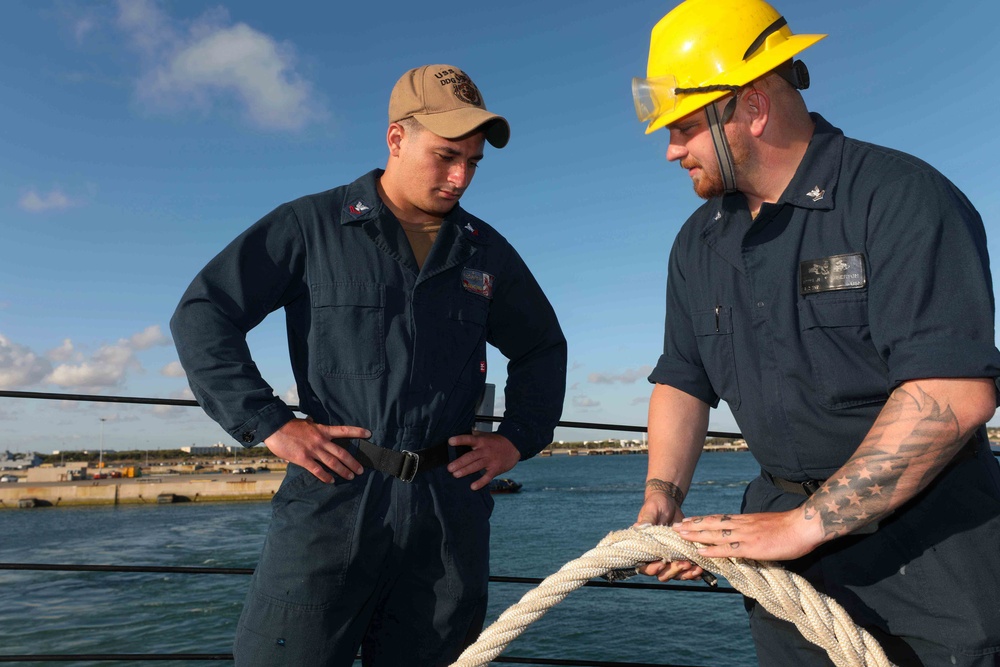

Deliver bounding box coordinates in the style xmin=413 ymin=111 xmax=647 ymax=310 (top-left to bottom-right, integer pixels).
xmin=798 ymin=296 xmax=869 ymax=330
xmin=311 ymin=282 xmax=384 ymax=308
xmin=693 ymin=306 xmax=733 ymax=336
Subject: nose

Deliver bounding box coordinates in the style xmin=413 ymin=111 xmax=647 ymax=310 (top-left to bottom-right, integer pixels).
xmin=666 ymin=140 xmax=686 ymax=164
xmin=665 ymin=127 xmax=688 ymax=163
xmin=448 ymin=162 xmax=472 ymax=188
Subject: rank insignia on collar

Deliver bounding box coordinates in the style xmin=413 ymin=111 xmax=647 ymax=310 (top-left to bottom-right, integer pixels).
xmin=462 ymin=268 xmax=494 ymax=299
xmin=346 ymin=199 xmax=370 ymax=217
xmin=463 ymin=222 xmax=480 ymax=236
xmin=806 ymin=186 xmax=825 ymax=202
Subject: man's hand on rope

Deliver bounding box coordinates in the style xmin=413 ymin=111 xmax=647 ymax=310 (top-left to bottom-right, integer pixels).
xmin=674 ymin=508 xmax=825 ymax=561
xmin=447 ymin=431 xmax=520 ymax=491
xmin=635 ymin=486 xmax=705 ymax=583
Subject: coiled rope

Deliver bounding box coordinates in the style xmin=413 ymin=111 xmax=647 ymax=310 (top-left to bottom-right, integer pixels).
xmin=450 ymin=525 xmax=896 ymax=667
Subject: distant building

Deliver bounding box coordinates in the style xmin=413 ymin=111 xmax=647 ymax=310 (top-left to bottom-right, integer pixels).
xmin=27 ymin=464 xmax=87 ymax=483
xmin=0 ymin=451 xmax=44 ymax=470
xmin=182 ymin=443 xmax=239 ymax=456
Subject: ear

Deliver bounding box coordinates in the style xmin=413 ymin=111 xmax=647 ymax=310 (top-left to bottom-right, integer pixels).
xmin=387 ymin=123 xmax=404 ymax=157
xmin=743 ymin=88 xmax=769 ymax=138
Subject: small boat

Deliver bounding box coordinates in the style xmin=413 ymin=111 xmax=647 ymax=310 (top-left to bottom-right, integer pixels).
xmin=488 ymin=478 xmax=522 ymax=494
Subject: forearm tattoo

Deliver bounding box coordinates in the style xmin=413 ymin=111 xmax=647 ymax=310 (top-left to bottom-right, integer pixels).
xmin=646 ymin=478 xmax=685 ymax=507
xmin=802 ymin=384 xmax=961 ymax=539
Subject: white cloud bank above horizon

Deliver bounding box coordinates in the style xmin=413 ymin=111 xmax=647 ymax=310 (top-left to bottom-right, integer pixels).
xmin=0 ymin=325 xmax=172 ymax=393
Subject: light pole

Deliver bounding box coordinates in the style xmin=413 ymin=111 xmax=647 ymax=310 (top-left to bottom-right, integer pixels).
xmin=99 ymin=418 xmax=106 ymax=469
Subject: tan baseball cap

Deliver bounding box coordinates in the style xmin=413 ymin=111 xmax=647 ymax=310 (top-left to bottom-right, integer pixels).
xmin=389 ymin=64 xmax=510 ymax=149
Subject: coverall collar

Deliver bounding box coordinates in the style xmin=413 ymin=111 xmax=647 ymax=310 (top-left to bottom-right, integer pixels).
xmin=698 ymin=113 xmax=846 ymax=273
xmin=340 ymin=169 xmax=492 ymax=281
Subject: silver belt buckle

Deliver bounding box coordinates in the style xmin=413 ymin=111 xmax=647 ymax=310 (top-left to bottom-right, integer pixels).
xmin=399 ymin=450 xmax=420 ymax=482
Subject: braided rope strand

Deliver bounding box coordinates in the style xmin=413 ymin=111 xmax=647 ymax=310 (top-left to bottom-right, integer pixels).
xmin=449 ymin=525 xmax=896 ymax=667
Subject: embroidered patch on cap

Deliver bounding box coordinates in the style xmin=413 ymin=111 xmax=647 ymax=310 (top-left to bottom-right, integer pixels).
xmin=345 ymin=199 xmax=370 ymax=217
xmin=462 ymin=268 xmax=495 ymax=299
xmin=799 ymin=253 xmax=866 ymax=295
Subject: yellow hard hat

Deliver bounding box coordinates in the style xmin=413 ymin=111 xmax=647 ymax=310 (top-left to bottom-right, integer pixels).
xmin=634 ymin=0 xmax=826 ymax=133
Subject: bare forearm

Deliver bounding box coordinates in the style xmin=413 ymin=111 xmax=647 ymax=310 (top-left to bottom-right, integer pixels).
xmin=636 ymin=383 xmax=712 ymax=581
xmin=803 ymin=378 xmax=996 ymax=540
xmin=646 ymin=383 xmax=710 ymax=500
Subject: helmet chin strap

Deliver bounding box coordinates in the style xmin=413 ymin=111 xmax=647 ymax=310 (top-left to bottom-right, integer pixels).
xmin=704 ymin=100 xmax=738 ymax=193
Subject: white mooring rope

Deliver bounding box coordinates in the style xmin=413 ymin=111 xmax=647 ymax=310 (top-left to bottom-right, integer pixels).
xmin=450 ymin=525 xmax=896 ymax=667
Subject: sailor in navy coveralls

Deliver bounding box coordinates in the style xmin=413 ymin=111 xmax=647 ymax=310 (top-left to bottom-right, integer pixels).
xmin=170 ymin=65 xmax=566 ymax=666
xmin=631 ymin=1 xmax=1000 ymax=664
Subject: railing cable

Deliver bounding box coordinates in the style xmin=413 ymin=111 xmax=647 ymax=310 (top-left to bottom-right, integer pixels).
xmin=0 ymin=390 xmax=742 ymax=439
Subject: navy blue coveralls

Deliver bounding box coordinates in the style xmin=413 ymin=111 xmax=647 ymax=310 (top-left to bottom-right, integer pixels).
xmin=170 ymin=169 xmax=567 ymax=666
xmin=650 ymin=114 xmax=1000 ymax=666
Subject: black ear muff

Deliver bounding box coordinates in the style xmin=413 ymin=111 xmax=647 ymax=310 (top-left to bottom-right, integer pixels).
xmin=790 ymin=60 xmax=810 ymax=90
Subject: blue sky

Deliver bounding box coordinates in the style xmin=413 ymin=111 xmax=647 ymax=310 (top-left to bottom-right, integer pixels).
xmin=2 ymin=0 xmax=999 ymax=454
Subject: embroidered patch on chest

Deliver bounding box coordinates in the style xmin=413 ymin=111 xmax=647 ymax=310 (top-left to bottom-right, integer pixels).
xmin=799 ymin=253 xmax=866 ymax=295
xmin=462 ymin=268 xmax=495 ymax=299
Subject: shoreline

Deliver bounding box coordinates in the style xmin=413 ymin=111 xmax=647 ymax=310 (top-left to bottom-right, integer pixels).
xmin=1 ymin=448 xmax=752 ymax=509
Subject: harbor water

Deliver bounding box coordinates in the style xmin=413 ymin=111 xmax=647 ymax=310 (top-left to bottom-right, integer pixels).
xmin=0 ymin=451 xmax=760 ymax=666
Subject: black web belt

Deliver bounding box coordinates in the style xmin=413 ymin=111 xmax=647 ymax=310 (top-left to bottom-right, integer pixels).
xmin=766 ymin=474 xmax=823 ymax=496
xmin=350 ymin=438 xmax=451 ymax=483
xmin=766 ymin=437 xmax=980 ymax=497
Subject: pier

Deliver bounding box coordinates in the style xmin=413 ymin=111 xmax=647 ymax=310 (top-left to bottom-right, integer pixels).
xmin=0 ymin=472 xmax=282 ymax=508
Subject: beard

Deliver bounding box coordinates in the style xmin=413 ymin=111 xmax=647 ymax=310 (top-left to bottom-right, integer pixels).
xmin=684 ymin=126 xmax=751 ymax=200
xmin=685 ymin=159 xmax=726 ymax=199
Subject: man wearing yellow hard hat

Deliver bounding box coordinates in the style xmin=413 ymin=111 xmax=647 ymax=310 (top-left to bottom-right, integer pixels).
xmin=632 ymin=0 xmax=1000 ymax=664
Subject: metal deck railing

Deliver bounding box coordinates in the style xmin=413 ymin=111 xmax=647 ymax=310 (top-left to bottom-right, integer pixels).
xmin=5 ymin=389 xmax=995 ymax=666
xmin=0 ymin=389 xmax=749 ymax=667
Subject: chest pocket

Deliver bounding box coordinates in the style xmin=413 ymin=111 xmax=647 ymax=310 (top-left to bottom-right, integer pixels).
xmin=443 ymin=294 xmax=489 ymax=365
xmin=418 ymin=291 xmax=490 ymax=387
xmin=692 ymin=306 xmax=741 ymax=410
xmin=311 ymin=282 xmax=385 ymax=379
xmin=798 ymin=295 xmax=888 ymax=409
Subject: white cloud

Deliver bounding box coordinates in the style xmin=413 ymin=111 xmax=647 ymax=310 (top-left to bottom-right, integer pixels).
xmin=129 ymin=324 xmax=169 ymax=350
xmin=152 ymin=387 xmax=194 ymax=417
xmin=48 ymin=339 xmax=81 ymax=363
xmin=0 ymin=326 xmax=172 ymax=392
xmin=588 ymin=365 xmax=654 ymax=385
xmin=161 ymin=361 xmax=186 ymax=378
xmin=629 ymin=396 xmax=648 ymax=406
xmin=43 ymin=325 xmax=167 ymax=391
xmin=0 ymin=335 xmax=53 ymax=389
xmin=46 ymin=342 xmax=138 ymax=389
xmin=117 ymin=0 xmax=324 ymax=131
xmin=283 ymin=385 xmax=299 ymax=405
xmin=572 ymin=395 xmax=600 ymax=408
xmin=18 ymin=188 xmax=74 ymax=213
